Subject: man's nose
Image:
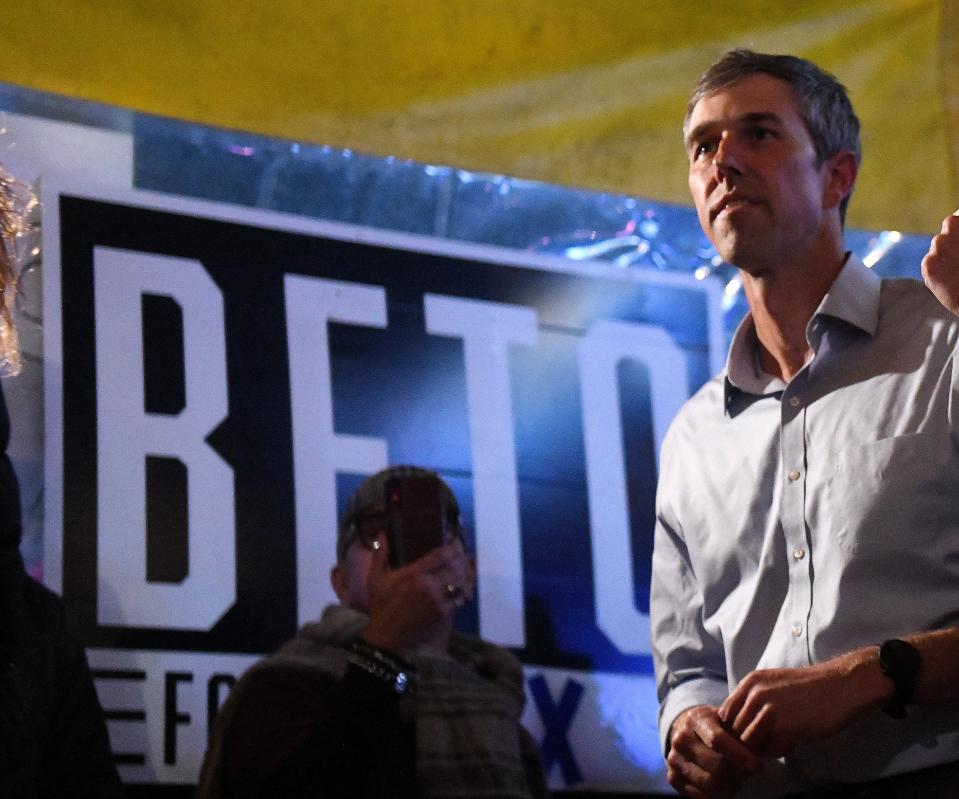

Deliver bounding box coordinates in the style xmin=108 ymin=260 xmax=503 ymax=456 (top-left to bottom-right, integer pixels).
xmin=712 ymin=134 xmax=742 ymax=179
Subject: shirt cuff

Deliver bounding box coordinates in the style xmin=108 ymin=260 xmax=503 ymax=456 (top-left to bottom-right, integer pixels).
xmin=659 ymin=677 xmax=729 ymax=756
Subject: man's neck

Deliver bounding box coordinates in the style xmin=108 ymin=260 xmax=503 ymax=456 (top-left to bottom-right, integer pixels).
xmin=740 ymin=244 xmax=846 ymax=383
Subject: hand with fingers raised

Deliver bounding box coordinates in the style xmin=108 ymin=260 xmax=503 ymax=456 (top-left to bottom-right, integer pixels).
xmin=922 ymin=210 xmax=959 ymax=316
xmin=362 ymin=537 xmax=474 ymax=659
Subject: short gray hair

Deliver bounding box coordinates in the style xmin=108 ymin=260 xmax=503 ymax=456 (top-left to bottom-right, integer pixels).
xmin=685 ymin=49 xmax=861 ymax=223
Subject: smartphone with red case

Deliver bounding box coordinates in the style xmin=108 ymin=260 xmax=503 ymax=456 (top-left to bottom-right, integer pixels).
xmin=384 ymin=475 xmax=447 ymax=567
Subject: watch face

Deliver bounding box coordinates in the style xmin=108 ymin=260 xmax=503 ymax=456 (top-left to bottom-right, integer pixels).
xmin=879 ymin=639 xmax=921 ymax=719
xmin=880 ymin=638 xmax=921 ymax=674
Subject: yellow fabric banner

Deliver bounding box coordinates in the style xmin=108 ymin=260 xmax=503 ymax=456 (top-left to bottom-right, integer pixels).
xmin=1 ymin=0 xmax=955 ymax=232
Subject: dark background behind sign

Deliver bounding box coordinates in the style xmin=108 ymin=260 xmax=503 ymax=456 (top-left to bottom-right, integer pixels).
xmin=59 ymin=193 xmax=713 ymax=674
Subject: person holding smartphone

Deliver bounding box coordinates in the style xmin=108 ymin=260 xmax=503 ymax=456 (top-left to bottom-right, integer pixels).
xmin=198 ymin=465 xmax=546 ymax=799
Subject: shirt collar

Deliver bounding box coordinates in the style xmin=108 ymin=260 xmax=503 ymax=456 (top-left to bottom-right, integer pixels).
xmin=723 ymin=253 xmax=881 ymax=413
xmin=725 ymin=315 xmax=783 ymax=399
xmin=814 ymin=252 xmax=881 ymax=337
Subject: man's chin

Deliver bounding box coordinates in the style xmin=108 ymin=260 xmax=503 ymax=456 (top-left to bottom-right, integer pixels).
xmin=709 ymin=236 xmax=745 ymax=268
xmin=710 ymin=226 xmax=769 ymax=270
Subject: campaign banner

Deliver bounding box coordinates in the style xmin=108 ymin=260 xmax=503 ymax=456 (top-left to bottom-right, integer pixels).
xmin=43 ymin=183 xmax=723 ymax=791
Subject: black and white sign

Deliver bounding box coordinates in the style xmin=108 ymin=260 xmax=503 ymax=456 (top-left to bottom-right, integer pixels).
xmin=43 ymin=183 xmax=722 ymax=790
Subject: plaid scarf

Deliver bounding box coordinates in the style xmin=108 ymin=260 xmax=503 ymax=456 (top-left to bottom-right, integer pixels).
xmin=413 ymin=634 xmax=533 ymax=799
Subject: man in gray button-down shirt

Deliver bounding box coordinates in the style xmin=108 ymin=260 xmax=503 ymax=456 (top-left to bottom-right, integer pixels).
xmin=651 ymin=49 xmax=959 ymax=798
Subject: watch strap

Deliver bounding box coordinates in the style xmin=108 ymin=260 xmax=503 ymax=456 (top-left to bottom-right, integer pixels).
xmin=878 ymin=638 xmax=921 ymax=719
xmin=347 ymin=639 xmax=415 ymax=695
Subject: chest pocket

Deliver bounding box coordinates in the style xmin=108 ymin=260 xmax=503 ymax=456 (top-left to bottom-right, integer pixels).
xmin=817 ymin=432 xmax=954 ymax=556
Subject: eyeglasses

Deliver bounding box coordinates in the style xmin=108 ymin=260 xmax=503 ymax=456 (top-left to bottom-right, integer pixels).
xmin=351 ymin=512 xmax=388 ymax=552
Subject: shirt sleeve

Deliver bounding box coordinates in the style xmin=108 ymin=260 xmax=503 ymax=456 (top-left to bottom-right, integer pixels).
xmin=650 ymin=435 xmax=730 ymax=756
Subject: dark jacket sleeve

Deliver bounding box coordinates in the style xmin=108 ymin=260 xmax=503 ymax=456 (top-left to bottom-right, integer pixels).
xmin=221 ymin=662 xmax=415 ymax=799
xmin=0 ymin=577 xmax=123 ymax=799
xmin=518 ymin=724 xmax=548 ymax=799
xmin=27 ymin=579 xmax=125 ymax=799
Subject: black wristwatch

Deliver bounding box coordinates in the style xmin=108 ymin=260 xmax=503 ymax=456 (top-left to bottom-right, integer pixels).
xmin=878 ymin=638 xmax=921 ymax=719
xmin=347 ymin=639 xmax=415 ymax=695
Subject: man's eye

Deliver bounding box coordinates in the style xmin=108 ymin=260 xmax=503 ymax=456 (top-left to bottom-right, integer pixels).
xmin=750 ymin=127 xmax=774 ymax=141
xmin=694 ymin=141 xmax=715 ymax=158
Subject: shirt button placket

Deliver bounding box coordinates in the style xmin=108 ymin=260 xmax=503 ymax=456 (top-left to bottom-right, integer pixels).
xmin=780 ymin=387 xmax=812 ymax=664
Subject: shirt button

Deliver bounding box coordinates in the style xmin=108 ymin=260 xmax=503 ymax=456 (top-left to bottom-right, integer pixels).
xmin=792 ymin=546 xmax=806 ymax=560
xmin=791 ymin=624 xmax=803 ymax=637
xmin=788 ymin=469 xmax=801 ymax=481
xmin=788 ymin=396 xmax=801 ymax=408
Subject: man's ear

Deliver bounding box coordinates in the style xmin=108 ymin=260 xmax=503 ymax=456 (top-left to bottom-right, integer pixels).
xmin=330 ymin=564 xmax=347 ymax=604
xmin=823 ymin=150 xmax=858 ymax=213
